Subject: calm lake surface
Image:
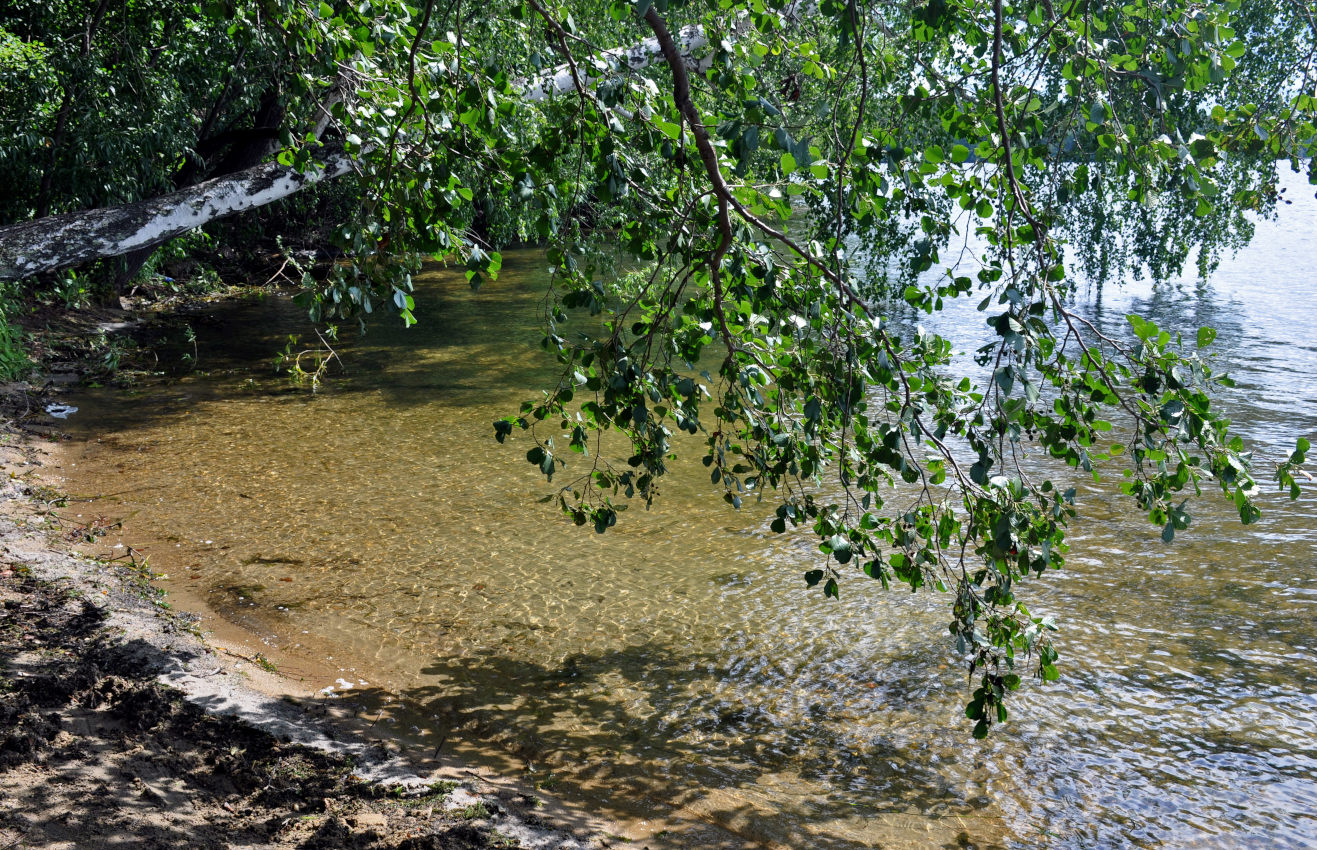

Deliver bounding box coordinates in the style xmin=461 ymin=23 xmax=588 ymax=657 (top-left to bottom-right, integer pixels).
xmin=55 ymin=180 xmax=1317 ymax=848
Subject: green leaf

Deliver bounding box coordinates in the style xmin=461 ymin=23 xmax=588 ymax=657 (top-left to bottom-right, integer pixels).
xmin=993 ymin=366 xmax=1014 ymax=396
xmin=829 ymin=534 xmax=852 ymax=564
xmin=654 ymin=119 xmax=681 ymax=140
xmin=1197 ymin=326 xmax=1217 ymax=348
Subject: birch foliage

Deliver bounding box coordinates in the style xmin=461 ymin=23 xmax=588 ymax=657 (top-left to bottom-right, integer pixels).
xmin=2 ymin=0 xmax=1315 ymax=735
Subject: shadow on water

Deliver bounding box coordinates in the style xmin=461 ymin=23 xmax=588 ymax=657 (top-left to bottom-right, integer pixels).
xmin=50 ymin=173 xmax=1317 ymax=849
xmin=72 ymin=252 xmax=568 ymax=436
xmin=327 ymin=639 xmax=1008 ymax=850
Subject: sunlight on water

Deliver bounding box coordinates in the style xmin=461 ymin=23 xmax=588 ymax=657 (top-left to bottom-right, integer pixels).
xmin=54 ymin=175 xmax=1317 ymax=847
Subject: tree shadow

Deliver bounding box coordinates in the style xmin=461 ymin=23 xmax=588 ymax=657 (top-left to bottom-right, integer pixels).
xmin=0 ymin=622 xmax=626 ymax=850
xmin=54 ymin=250 xmax=569 ymax=440
xmin=332 ymin=638 xmax=1012 ymax=849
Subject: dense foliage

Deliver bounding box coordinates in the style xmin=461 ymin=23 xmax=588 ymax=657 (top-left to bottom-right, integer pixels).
xmin=1 ymin=0 xmax=1314 ymax=734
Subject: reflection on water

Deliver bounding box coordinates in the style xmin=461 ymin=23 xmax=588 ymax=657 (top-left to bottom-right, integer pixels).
xmin=54 ymin=180 xmax=1317 ymax=847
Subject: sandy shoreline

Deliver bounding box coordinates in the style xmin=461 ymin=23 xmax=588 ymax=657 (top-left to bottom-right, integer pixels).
xmin=0 ymin=429 xmax=639 ymax=849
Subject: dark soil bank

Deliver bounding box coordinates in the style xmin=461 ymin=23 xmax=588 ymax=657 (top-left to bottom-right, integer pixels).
xmin=0 ymin=436 xmax=610 ymax=850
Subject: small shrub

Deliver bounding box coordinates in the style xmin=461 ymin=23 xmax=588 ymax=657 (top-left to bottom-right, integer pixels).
xmin=454 ymin=802 xmax=489 ymax=820
xmin=0 ymin=302 xmax=29 ymax=381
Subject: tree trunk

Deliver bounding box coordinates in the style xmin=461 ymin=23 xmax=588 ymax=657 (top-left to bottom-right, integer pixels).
xmin=519 ymin=23 xmax=712 ymax=101
xmin=0 ymin=155 xmax=355 ymax=281
xmin=34 ymin=0 xmax=115 ymax=219
xmin=0 ymin=15 xmax=763 ymax=282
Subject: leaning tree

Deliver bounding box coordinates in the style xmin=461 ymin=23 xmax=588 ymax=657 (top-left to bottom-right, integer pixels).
xmin=2 ymin=0 xmax=1314 ymax=734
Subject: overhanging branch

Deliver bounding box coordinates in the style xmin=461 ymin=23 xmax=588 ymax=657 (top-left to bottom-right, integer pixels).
xmin=0 ymin=9 xmax=802 ymax=282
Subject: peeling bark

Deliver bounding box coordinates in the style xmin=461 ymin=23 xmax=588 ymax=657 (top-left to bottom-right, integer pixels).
xmin=0 ymin=14 xmax=781 ymax=282
xmin=0 ymin=155 xmax=354 ymax=281
xmin=519 ymin=23 xmax=713 ymax=101
xmin=517 ymin=4 xmax=800 ymax=101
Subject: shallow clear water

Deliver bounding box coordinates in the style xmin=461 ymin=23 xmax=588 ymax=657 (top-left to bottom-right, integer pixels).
xmin=55 ymin=177 xmax=1317 ymax=847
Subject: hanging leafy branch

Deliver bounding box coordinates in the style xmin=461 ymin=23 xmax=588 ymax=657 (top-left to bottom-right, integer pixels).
xmin=1 ymin=0 xmax=1314 ymax=735
xmin=494 ymin=0 xmax=1316 ymax=737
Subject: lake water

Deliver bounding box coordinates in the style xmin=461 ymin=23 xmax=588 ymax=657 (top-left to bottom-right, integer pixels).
xmin=53 ymin=178 xmax=1317 ymax=847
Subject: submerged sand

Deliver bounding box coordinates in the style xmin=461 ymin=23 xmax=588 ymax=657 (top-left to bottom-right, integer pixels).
xmin=0 ymin=432 xmax=628 ymax=850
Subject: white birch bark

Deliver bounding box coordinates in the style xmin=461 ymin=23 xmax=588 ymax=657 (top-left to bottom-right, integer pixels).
xmin=519 ymin=24 xmax=712 ymax=102
xmin=0 ymin=155 xmax=355 ymax=280
xmin=0 ymin=10 xmax=781 ymax=281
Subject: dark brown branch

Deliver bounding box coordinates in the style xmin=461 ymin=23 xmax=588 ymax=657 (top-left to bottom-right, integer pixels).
xmin=35 ymin=0 xmax=115 ymax=219
xmin=641 ymin=6 xmax=737 ymax=358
